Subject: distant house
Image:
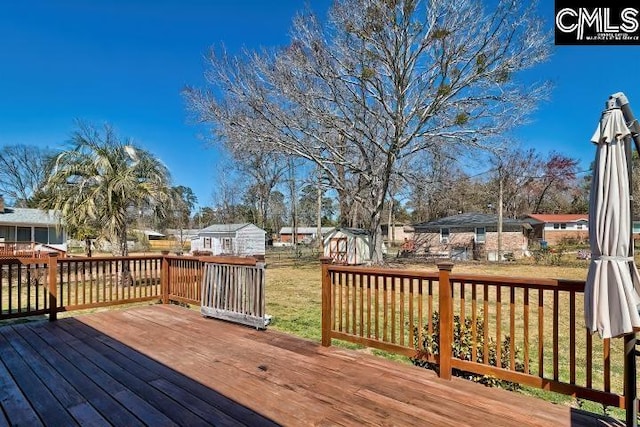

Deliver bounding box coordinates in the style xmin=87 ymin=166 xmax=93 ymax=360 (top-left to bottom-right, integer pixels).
xmin=279 ymin=226 xmax=336 ymax=244
xmin=135 ymin=229 xmax=165 ymax=240
xmin=191 ymin=223 xmax=266 ymax=257
xmin=0 ymin=196 xmax=67 ymax=253
xmin=523 ymin=214 xmax=589 ymax=246
xmin=323 ymin=228 xmax=378 ymax=265
xmin=381 ymin=224 xmax=412 ymax=245
xmin=412 ymin=213 xmax=530 ymax=261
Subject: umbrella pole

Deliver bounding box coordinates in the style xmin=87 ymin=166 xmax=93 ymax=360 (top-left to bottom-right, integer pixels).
xmin=625 ymin=129 xmax=637 ymax=427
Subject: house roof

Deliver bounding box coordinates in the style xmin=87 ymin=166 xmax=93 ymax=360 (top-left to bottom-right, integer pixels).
xmin=279 ymin=227 xmax=335 ymax=235
xmin=331 ymin=227 xmax=370 ymax=236
xmin=138 ymin=229 xmax=165 ymax=238
xmin=198 ymin=223 xmax=264 ymax=234
xmin=0 ymin=207 xmax=60 ymax=226
xmin=413 ymin=213 xmax=525 ymax=231
xmin=524 ymin=214 xmax=588 ymax=224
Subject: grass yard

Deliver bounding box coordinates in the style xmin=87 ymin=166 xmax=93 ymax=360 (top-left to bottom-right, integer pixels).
xmin=264 ymin=253 xmax=631 ymax=419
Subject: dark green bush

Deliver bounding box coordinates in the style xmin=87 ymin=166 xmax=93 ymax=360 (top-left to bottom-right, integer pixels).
xmin=411 ymin=312 xmax=527 ymax=390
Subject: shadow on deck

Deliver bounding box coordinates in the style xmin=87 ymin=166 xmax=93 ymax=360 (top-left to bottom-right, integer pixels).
xmin=0 ymin=305 xmax=624 ymax=426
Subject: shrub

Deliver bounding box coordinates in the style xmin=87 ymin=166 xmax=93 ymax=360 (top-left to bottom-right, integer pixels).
xmin=411 ymin=312 xmax=527 ymax=390
xmin=532 ymin=246 xmax=564 ymax=265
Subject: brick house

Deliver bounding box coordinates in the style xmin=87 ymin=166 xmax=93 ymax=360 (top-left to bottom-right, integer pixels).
xmin=411 ymin=213 xmax=530 ymax=261
xmin=522 ymin=214 xmax=589 ymax=246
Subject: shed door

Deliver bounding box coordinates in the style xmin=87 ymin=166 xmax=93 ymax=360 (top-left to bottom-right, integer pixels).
xmin=329 ymin=237 xmax=348 ymax=264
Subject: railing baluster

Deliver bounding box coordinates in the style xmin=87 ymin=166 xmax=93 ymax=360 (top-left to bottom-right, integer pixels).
xmin=553 ymin=289 xmax=559 ymax=381
xmin=524 ymin=287 xmax=530 ymax=375
xmin=570 ymin=291 xmax=576 ymax=385
xmin=359 ymin=274 xmax=364 ymax=338
xmin=471 ymin=282 xmax=477 ymax=363
xmin=510 ymin=286 xmax=515 ymax=371
xmin=538 ymin=290 xmax=544 ymax=377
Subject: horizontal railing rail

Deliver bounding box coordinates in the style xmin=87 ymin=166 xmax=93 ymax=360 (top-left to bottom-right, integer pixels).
xmin=0 ymin=242 xmax=37 ymax=258
xmin=1 ymin=254 xmax=264 ymax=323
xmin=321 ymin=258 xmax=631 ymax=410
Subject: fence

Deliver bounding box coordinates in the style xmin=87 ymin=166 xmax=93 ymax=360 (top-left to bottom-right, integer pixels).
xmin=0 ymin=254 xmax=264 ymax=325
xmin=321 ymin=258 xmax=632 ymax=410
xmin=0 ymin=242 xmax=39 ymax=258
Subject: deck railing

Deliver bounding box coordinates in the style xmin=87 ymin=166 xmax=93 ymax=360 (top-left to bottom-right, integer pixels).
xmin=0 ymin=242 xmax=38 ymax=258
xmin=0 ymin=254 xmax=262 ymax=323
xmin=321 ymin=258 xmax=632 ymax=410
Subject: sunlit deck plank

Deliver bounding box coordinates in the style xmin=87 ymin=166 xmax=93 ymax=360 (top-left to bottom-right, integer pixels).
xmin=0 ymin=304 xmax=625 ymax=426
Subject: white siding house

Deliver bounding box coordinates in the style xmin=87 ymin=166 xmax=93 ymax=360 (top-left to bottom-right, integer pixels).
xmin=191 ymin=223 xmax=266 ymax=257
xmin=0 ymin=197 xmax=67 ymax=253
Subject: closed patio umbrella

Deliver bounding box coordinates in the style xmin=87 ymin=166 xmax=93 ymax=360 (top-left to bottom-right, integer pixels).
xmin=585 ymin=93 xmax=640 ymax=427
xmin=585 ymin=104 xmax=640 ymax=339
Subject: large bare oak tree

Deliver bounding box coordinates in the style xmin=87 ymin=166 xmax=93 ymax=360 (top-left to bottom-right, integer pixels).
xmin=185 ymin=0 xmax=551 ymax=263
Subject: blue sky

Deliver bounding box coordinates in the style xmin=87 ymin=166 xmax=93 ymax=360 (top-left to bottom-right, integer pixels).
xmin=1 ymin=1 xmax=639 ymax=207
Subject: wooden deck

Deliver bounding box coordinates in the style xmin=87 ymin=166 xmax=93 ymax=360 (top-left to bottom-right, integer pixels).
xmin=0 ymin=305 xmax=624 ymax=426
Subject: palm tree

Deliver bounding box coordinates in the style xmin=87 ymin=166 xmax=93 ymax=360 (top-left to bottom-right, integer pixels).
xmin=41 ymin=122 xmax=172 ymax=256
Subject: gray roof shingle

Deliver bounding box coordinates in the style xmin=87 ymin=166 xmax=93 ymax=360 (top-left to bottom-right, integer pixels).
xmin=0 ymin=207 xmax=61 ymax=226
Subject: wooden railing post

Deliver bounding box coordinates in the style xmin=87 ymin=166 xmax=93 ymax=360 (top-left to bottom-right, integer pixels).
xmin=321 ymin=257 xmax=333 ymax=347
xmin=47 ymin=253 xmax=59 ymax=321
xmin=437 ymin=261 xmax=454 ymax=380
xmin=161 ymin=255 xmax=169 ymax=304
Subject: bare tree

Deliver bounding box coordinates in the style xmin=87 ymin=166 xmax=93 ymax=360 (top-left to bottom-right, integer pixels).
xmin=0 ymin=145 xmax=55 ymax=207
xmin=185 ymin=0 xmax=551 ymax=263
xmin=233 ymin=148 xmax=287 ymax=231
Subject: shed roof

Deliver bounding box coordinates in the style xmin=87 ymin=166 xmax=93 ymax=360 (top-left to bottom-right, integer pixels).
xmin=0 ymin=207 xmax=61 ymax=226
xmin=279 ymin=227 xmax=335 ymax=234
xmin=198 ymin=223 xmax=264 ymax=234
xmin=330 ymin=227 xmax=370 ymax=236
xmin=413 ymin=212 xmax=525 ymax=232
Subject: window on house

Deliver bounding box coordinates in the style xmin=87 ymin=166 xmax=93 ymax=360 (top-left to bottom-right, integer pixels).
xmin=560 ymin=223 xmax=567 ymax=230
xmin=577 ymin=224 xmax=583 ymax=230
xmin=475 ymin=227 xmax=486 ymax=243
xmin=203 ymin=237 xmax=211 ymax=249
xmin=48 ymin=227 xmax=63 ymax=244
xmin=441 ymin=228 xmax=450 ymax=243
xmin=222 ymin=237 xmax=232 ymax=251
xmin=553 ymin=223 xmax=560 ymax=229
xmin=34 ymin=227 xmax=48 ymax=244
xmin=16 ymin=227 xmax=31 ymax=242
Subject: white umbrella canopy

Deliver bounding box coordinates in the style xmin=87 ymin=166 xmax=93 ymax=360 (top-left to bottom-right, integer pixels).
xmin=585 ymin=107 xmax=640 ymax=339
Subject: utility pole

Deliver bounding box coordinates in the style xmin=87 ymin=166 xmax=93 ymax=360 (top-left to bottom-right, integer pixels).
xmin=498 ymin=164 xmax=504 ymax=262
xmin=317 ymin=168 xmax=323 ymax=253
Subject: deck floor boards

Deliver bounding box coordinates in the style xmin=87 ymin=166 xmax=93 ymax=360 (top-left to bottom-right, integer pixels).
xmin=0 ymin=304 xmax=625 ymax=426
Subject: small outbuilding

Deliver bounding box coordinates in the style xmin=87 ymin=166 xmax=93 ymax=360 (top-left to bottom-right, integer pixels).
xmin=323 ymin=227 xmax=375 ymax=265
xmin=190 ymin=223 xmax=266 ymax=257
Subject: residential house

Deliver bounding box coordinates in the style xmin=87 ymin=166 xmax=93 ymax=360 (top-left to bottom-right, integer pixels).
xmin=523 ymin=214 xmax=589 ymax=246
xmin=0 ymin=196 xmax=67 ymax=253
xmin=279 ymin=226 xmax=336 ymax=245
xmin=381 ymin=224 xmax=413 ymax=245
xmin=412 ymin=212 xmax=530 ymax=260
xmin=191 ymin=223 xmax=266 ymax=257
